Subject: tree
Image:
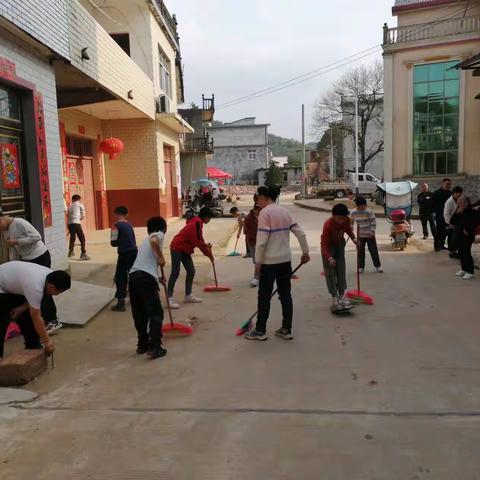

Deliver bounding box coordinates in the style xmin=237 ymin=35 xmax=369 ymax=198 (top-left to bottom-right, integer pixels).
xmin=312 ymin=61 xmax=384 ymax=173
xmin=189 ymin=102 xmax=199 ymax=109
xmin=264 ymin=162 xmax=283 ymax=187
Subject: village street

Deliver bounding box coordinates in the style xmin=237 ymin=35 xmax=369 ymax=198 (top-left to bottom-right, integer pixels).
xmin=1 ymin=198 xmax=480 ymax=479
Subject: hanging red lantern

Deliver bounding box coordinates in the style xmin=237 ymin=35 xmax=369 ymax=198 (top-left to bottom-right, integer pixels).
xmin=100 ymin=137 xmax=124 ymax=159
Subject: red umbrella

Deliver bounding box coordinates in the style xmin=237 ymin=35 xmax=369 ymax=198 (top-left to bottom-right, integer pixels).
xmin=207 ymin=167 xmax=232 ymax=180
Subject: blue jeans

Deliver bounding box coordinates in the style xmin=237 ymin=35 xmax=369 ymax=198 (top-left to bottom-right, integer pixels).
xmin=167 ymin=250 xmax=195 ymax=297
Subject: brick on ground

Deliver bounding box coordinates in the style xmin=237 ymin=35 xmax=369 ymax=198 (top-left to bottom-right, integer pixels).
xmin=0 ymin=350 xmax=47 ymax=387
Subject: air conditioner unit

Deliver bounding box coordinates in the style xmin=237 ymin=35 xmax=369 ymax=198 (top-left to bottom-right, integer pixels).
xmin=156 ymin=94 xmax=170 ymax=114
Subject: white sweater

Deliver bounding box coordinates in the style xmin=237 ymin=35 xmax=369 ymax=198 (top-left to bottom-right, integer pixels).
xmin=255 ymin=204 xmax=309 ymax=265
xmin=444 ymin=196 xmax=457 ymax=225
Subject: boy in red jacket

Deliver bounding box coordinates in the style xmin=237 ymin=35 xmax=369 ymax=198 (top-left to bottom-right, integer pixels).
xmin=167 ymin=207 xmax=213 ymax=308
xmin=321 ymin=203 xmax=357 ymax=308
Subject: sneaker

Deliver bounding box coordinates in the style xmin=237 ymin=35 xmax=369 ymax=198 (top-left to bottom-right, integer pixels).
xmin=449 ymin=252 xmax=460 ymax=259
xmin=111 ymin=300 xmax=126 ymax=312
xmin=168 ymin=298 xmax=181 ymax=309
xmin=136 ymin=345 xmax=149 ymax=355
xmin=359 ymin=268 xmax=364 ymax=274
xmin=339 ymin=295 xmax=352 ymax=307
xmin=249 ymin=278 xmax=259 ymax=287
xmin=68 ymin=250 xmax=74 ymax=258
xmin=275 ymin=328 xmax=293 ymax=340
xmin=330 ymin=297 xmax=339 ymax=308
xmin=243 ymin=254 xmax=252 ymax=259
xmin=376 ymin=267 xmax=384 ymax=273
xmin=245 ymin=329 xmax=268 ymax=341
xmin=456 ymin=270 xmax=466 ymax=277
xmin=462 ymin=273 xmax=474 ymax=280
xmin=46 ymin=320 xmax=63 ymax=335
xmin=184 ymin=294 xmax=202 ymax=304
xmin=80 ymin=253 xmax=91 ymax=261
xmin=147 ymin=344 xmax=167 ymax=359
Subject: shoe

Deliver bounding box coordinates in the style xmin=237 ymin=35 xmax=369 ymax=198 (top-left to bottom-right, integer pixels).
xmin=245 ymin=329 xmax=268 ymax=341
xmin=243 ymin=254 xmax=252 ymax=259
xmin=376 ymin=267 xmax=384 ymax=273
xmin=456 ymin=270 xmax=466 ymax=277
xmin=330 ymin=297 xmax=339 ymax=308
xmin=434 ymin=247 xmax=441 ymax=252
xmin=184 ymin=294 xmax=202 ymax=304
xmin=168 ymin=298 xmax=181 ymax=309
xmin=136 ymin=345 xmax=149 ymax=355
xmin=111 ymin=301 xmax=126 ymax=312
xmin=449 ymin=252 xmax=460 ymax=259
xmin=147 ymin=345 xmax=167 ymax=358
xmin=68 ymin=250 xmax=74 ymax=258
xmin=339 ymin=295 xmax=351 ymax=307
xmin=358 ymin=268 xmax=364 ymax=274
xmin=275 ymin=328 xmax=293 ymax=340
xmin=249 ymin=278 xmax=259 ymax=287
xmin=80 ymin=253 xmax=91 ymax=261
xmin=462 ymin=273 xmax=474 ymax=280
xmin=422 ymin=235 xmax=428 ymax=240
xmin=46 ymin=320 xmax=63 ymax=335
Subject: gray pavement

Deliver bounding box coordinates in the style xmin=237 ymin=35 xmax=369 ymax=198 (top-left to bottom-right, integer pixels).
xmin=2 ymin=200 xmax=480 ymax=479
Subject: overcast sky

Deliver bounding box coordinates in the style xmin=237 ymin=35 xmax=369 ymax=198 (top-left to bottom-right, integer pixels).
xmin=173 ymin=0 xmax=395 ymax=141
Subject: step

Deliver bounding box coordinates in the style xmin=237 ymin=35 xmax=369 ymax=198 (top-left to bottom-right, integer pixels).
xmin=0 ymin=349 xmax=47 ymax=386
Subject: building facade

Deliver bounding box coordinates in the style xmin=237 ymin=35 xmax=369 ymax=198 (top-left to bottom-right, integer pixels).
xmin=383 ymin=0 xmax=480 ymax=194
xmin=178 ymin=95 xmax=215 ymax=191
xmin=207 ymin=118 xmax=270 ymax=184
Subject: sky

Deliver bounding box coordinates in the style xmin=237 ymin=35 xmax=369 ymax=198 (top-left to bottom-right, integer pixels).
xmin=172 ymin=0 xmax=395 ymax=142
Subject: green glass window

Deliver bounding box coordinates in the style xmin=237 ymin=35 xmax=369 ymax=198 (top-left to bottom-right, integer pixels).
xmin=413 ymin=61 xmax=459 ymax=176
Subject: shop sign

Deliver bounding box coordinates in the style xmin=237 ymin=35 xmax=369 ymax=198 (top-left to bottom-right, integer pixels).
xmin=1 ymin=143 xmax=21 ymax=189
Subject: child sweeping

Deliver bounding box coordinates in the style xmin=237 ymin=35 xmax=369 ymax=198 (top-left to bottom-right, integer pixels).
xmin=243 ymin=204 xmax=261 ymax=287
xmin=128 ymin=217 xmax=167 ymax=359
xmin=230 ymin=207 xmax=250 ymax=257
xmin=167 ymin=207 xmax=213 ymax=308
xmin=350 ymin=196 xmax=383 ymax=273
xmin=321 ymin=203 xmax=357 ymax=309
xmin=110 ymin=206 xmax=138 ymax=312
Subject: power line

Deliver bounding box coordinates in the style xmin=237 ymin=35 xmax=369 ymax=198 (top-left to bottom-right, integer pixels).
xmin=216 ymin=4 xmax=470 ymax=110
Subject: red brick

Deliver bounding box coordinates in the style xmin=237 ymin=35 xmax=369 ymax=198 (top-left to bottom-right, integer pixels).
xmin=0 ymin=350 xmax=47 ymax=386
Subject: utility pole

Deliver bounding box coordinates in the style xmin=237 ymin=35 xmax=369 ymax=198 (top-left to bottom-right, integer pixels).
xmin=329 ymin=127 xmax=334 ymax=180
xmin=301 ymin=104 xmax=306 ymax=198
xmin=354 ymin=93 xmax=359 ymax=196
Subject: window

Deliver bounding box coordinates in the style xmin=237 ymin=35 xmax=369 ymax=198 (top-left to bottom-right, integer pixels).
xmin=366 ymin=174 xmax=375 ymax=182
xmin=413 ymin=61 xmax=460 ymax=175
xmin=110 ymin=33 xmax=131 ymax=56
xmin=158 ymin=48 xmax=172 ymax=98
xmin=66 ymin=136 xmax=93 ymax=157
xmin=0 ymin=88 xmax=21 ymax=121
xmin=248 ymin=150 xmax=257 ymax=160
xmin=358 ymin=174 xmax=364 ymax=181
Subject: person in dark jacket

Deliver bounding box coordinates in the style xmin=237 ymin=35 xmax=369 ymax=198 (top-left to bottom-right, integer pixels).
xmin=110 ymin=206 xmax=138 ymax=312
xmin=450 ymin=196 xmax=480 ymax=280
xmin=432 ymin=178 xmax=452 ymax=251
xmin=417 ymin=183 xmax=435 ymax=239
xmin=243 ymin=204 xmax=261 ymax=287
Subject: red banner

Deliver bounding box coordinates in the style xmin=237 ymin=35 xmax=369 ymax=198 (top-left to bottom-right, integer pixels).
xmin=1 ymin=143 xmax=21 ymax=189
xmin=59 ymin=122 xmax=70 ymax=206
xmin=33 ymin=92 xmax=53 ymax=227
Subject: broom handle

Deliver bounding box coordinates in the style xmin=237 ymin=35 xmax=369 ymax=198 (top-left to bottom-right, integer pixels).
xmin=356 ymin=224 xmax=360 ymax=292
xmin=233 ymin=236 xmax=239 ymax=252
xmin=247 ymin=263 xmax=303 ymax=322
xmin=211 ymin=259 xmax=219 ymax=287
xmin=160 ymin=266 xmax=174 ymax=327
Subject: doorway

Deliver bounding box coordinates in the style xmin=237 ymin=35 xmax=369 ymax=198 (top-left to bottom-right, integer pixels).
xmin=163 ymin=144 xmax=175 ymax=218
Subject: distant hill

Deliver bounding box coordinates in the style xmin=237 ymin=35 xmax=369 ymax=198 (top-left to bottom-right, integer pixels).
xmin=269 ymin=134 xmax=317 ymax=165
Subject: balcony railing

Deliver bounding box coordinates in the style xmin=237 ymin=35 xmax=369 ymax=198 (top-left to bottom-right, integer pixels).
xmin=202 ymin=94 xmax=215 ymax=112
xmin=148 ymin=0 xmax=179 ymax=49
xmin=383 ymin=15 xmax=480 ymax=46
xmin=183 ymin=136 xmax=214 ymax=153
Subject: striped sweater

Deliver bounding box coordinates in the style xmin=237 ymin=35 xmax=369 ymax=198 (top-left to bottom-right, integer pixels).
xmin=255 ymin=204 xmax=309 ymax=265
xmin=350 ymin=208 xmax=376 ymax=238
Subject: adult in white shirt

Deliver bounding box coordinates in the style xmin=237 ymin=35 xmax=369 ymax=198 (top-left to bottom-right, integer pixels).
xmin=67 ymin=194 xmax=90 ymax=260
xmin=444 ymin=185 xmax=463 ymax=257
xmin=0 ymin=262 xmax=71 ymax=357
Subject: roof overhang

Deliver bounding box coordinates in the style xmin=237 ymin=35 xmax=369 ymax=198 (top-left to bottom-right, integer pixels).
xmin=454 ymin=52 xmax=480 ymax=70
xmin=392 ymin=0 xmax=458 ymax=15
xmin=156 ymin=112 xmax=194 ymax=133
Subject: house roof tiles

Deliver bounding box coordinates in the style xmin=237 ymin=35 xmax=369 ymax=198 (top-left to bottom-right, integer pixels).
xmin=393 ymin=0 xmax=458 ymax=13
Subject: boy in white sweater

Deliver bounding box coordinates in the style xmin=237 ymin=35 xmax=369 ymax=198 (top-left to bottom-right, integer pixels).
xmin=245 ymin=186 xmax=310 ymax=342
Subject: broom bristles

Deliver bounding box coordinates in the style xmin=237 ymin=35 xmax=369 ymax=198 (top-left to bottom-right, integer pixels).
xmin=236 ymin=319 xmax=252 ymax=336
xmin=163 ymin=322 xmax=194 ymax=335
xmin=203 ymin=285 xmax=232 ymax=292
xmin=346 ymin=289 xmax=374 ymax=305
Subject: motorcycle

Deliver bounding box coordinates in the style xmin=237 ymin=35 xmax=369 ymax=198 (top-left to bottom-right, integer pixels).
xmin=376 ymin=181 xmax=417 ymax=251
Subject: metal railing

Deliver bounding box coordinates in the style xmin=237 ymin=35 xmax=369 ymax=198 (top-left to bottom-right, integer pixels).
xmin=152 ymin=0 xmax=178 ymax=41
xmin=383 ymin=15 xmax=480 ymax=45
xmin=202 ymin=94 xmax=215 ymax=111
xmin=183 ymin=136 xmax=214 ymax=153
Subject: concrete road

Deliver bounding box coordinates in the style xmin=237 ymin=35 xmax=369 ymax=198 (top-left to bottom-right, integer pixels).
xmin=2 ymin=200 xmax=480 ymax=479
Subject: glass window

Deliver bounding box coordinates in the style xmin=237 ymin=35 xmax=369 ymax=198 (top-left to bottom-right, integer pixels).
xmin=0 ymin=88 xmax=21 ymax=121
xmin=248 ymin=150 xmax=257 ymax=160
xmin=413 ymin=62 xmax=460 ymax=175
xmin=158 ymin=47 xmax=172 ymax=98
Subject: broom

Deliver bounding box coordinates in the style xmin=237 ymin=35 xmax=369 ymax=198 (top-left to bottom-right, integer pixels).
xmin=235 ymin=263 xmax=303 ymax=336
xmin=227 ymin=236 xmax=242 ymax=257
xmin=160 ymin=266 xmax=193 ymax=335
xmin=204 ymin=256 xmax=232 ymax=292
xmin=346 ymin=225 xmax=374 ymax=305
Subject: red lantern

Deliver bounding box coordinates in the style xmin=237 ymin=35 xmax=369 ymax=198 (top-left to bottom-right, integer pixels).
xmin=100 ymin=137 xmax=124 ymax=159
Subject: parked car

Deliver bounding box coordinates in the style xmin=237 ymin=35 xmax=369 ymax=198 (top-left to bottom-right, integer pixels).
xmin=313 ymin=173 xmax=380 ymax=199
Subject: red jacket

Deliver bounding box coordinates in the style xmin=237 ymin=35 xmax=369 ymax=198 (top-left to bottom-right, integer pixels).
xmin=321 ymin=217 xmax=355 ymax=260
xmin=243 ymin=210 xmax=258 ymax=246
xmin=170 ymin=217 xmax=209 ymax=256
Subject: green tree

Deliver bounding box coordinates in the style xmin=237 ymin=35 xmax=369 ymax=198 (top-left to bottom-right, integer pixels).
xmin=264 ymin=162 xmax=283 ymax=187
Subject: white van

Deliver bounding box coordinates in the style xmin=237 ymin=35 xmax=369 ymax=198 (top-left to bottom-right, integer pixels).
xmin=347 ymin=172 xmax=380 ymax=196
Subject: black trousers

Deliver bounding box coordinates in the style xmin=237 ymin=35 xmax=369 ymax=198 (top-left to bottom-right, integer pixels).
xmin=256 ymin=262 xmax=293 ymax=334
xmin=0 ymin=293 xmax=53 ymax=357
xmin=129 ymin=271 xmax=164 ymax=348
xmin=68 ymin=223 xmax=86 ymax=254
xmin=458 ymin=235 xmax=474 ymax=274
xmin=447 ymin=228 xmax=458 ymax=254
xmin=420 ymin=212 xmax=436 ymax=237
xmin=115 ymin=250 xmax=138 ymax=300
xmin=358 ymin=237 xmax=381 ymax=269
xmin=167 ymin=250 xmax=195 ymax=297
xmin=434 ymin=212 xmax=448 ymax=249
xmin=24 ymin=251 xmax=57 ymax=324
